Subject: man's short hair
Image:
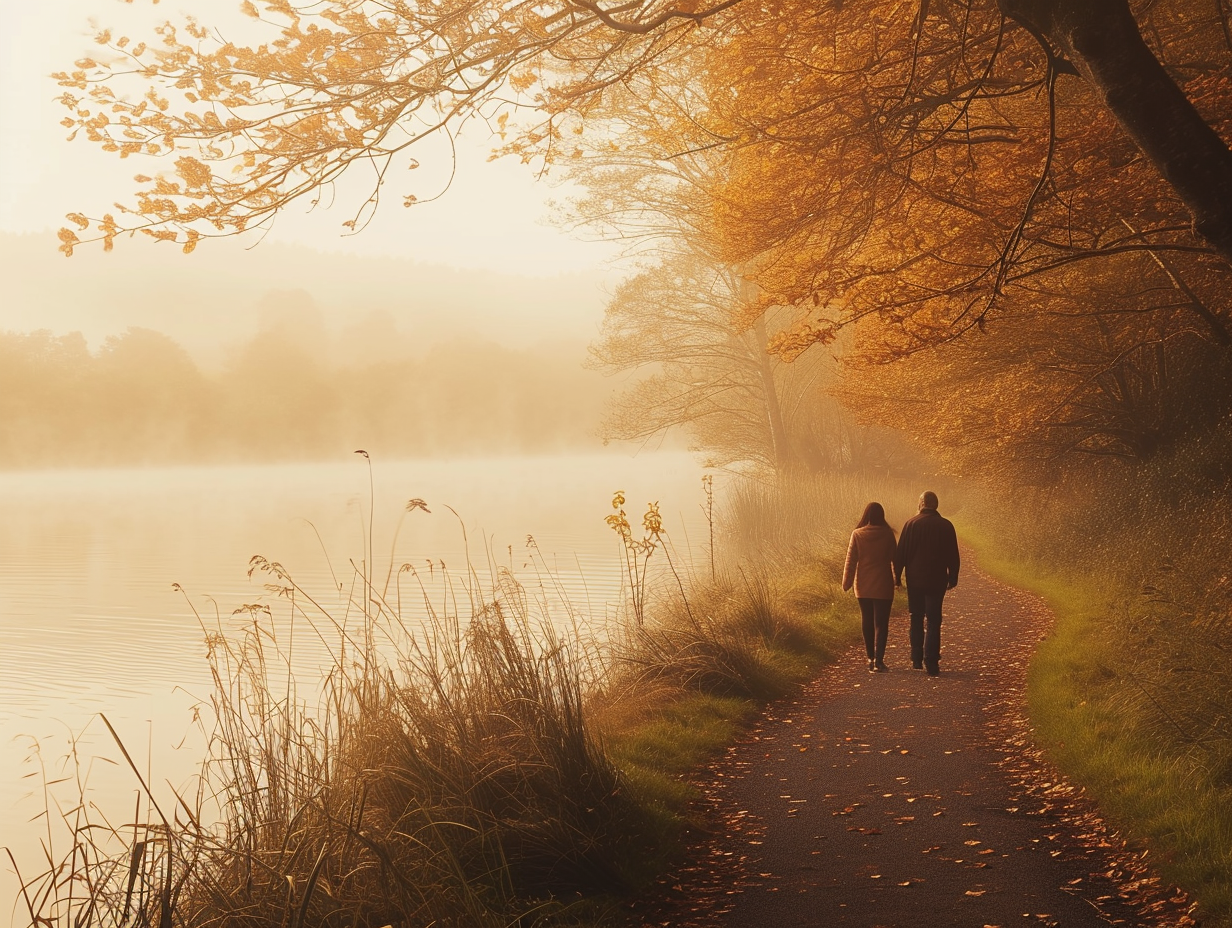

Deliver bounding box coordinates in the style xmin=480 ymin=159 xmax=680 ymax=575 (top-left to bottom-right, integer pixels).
xmin=920 ymin=491 xmax=939 ymax=510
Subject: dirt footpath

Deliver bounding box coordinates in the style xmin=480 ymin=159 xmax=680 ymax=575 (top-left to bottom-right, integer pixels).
xmin=636 ymin=560 xmax=1198 ymax=928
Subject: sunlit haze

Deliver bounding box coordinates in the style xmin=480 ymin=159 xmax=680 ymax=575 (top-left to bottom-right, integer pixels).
xmin=0 ymin=1 xmax=620 ymax=277
xmin=2 ymin=2 xmax=1228 ymax=926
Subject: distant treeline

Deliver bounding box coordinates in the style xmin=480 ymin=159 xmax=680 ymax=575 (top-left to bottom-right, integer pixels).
xmin=0 ymin=324 xmax=611 ymax=468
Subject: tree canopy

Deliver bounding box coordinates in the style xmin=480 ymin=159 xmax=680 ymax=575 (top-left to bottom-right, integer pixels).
xmin=58 ymin=1 xmax=1232 ymax=329
xmin=54 ymin=0 xmax=1232 ymax=468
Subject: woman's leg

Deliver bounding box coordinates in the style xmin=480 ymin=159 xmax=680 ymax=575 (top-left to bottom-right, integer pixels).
xmin=857 ymin=598 xmax=876 ymax=662
xmin=873 ymin=599 xmax=891 ymax=665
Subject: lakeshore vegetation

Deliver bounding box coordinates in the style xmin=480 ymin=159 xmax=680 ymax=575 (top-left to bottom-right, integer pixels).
xmin=15 ymin=478 xmax=868 ymax=928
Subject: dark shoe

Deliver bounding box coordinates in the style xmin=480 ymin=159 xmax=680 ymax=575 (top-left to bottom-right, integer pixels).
xmin=912 ymin=661 xmax=924 ymax=670
xmin=925 ymin=665 xmax=940 ymax=676
xmin=874 ymin=661 xmax=888 ymax=673
xmin=868 ymin=660 xmax=877 ymax=672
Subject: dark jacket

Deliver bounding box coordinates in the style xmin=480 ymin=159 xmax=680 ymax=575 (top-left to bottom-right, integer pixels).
xmin=894 ymin=508 xmax=959 ymax=594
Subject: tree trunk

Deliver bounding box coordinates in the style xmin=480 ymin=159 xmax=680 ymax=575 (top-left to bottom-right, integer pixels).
xmin=750 ymin=314 xmax=794 ymax=471
xmin=999 ymin=0 xmax=1232 ymax=265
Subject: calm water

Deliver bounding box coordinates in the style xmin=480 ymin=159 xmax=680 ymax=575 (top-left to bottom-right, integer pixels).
xmin=0 ymin=452 xmax=712 ymax=917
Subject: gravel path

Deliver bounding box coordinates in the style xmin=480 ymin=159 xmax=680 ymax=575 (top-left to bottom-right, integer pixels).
xmin=634 ymin=559 xmax=1198 ymax=928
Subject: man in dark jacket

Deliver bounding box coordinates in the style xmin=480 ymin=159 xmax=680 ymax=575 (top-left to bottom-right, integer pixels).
xmin=895 ymin=491 xmax=960 ymax=676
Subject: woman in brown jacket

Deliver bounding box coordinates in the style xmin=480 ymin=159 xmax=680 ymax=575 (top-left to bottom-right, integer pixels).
xmin=841 ymin=502 xmax=899 ymax=672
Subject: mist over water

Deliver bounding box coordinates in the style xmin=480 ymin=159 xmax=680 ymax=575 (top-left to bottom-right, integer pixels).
xmin=0 ymin=452 xmax=712 ymax=918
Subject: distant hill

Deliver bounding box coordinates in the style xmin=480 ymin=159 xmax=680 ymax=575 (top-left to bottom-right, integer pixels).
xmin=0 ymin=232 xmax=612 ymax=368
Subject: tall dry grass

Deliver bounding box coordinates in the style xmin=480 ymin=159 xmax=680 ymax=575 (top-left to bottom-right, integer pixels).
xmin=718 ymin=468 xmax=931 ymax=560
xmin=13 ymin=551 xmax=651 ymax=928
xmin=12 ymin=473 xmax=868 ymax=928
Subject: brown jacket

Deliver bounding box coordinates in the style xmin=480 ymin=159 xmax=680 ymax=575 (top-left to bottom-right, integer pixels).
xmin=842 ymin=524 xmax=898 ymax=601
xmin=894 ymin=508 xmax=960 ymax=594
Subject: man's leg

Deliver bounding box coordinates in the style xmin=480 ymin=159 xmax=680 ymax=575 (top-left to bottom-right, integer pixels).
xmin=923 ymin=592 xmax=945 ymax=675
xmin=907 ymin=588 xmax=925 ymax=669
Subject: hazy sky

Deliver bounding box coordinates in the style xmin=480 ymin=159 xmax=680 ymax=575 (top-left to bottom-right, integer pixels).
xmin=0 ymin=1 xmax=618 ymax=277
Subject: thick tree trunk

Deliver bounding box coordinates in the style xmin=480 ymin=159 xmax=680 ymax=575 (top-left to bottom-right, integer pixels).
xmin=999 ymin=0 xmax=1232 ymax=265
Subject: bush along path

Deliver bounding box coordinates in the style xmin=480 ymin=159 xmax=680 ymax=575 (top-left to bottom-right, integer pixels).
xmin=634 ymin=556 xmax=1200 ymax=928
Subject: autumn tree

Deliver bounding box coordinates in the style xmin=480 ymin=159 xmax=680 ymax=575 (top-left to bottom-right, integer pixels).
xmin=591 ymin=250 xmax=849 ymax=471
xmin=51 ymin=0 xmax=1232 ymax=471
xmin=55 ymin=1 xmax=1232 ymax=292
xmin=836 ymin=247 xmax=1232 ymax=478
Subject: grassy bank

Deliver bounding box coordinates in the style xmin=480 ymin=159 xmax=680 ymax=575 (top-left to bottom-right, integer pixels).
xmin=14 ymin=486 xmax=861 ymax=928
xmin=961 ymin=522 xmax=1232 ymax=926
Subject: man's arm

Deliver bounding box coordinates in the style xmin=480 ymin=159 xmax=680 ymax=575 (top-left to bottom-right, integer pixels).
xmin=946 ymin=523 xmax=960 ymax=589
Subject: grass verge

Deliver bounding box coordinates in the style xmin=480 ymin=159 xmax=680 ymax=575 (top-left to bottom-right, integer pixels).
xmin=961 ymin=525 xmax=1232 ymax=927
xmin=595 ymin=554 xmax=861 ymax=881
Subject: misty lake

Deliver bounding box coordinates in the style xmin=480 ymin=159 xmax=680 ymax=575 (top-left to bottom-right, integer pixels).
xmin=0 ymin=451 xmax=711 ymax=902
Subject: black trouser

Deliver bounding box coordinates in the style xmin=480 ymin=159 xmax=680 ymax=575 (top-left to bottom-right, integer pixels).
xmin=906 ymin=588 xmax=945 ymax=669
xmin=858 ymin=597 xmax=891 ymax=663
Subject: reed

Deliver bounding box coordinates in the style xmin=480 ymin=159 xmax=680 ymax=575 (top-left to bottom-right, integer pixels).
xmin=13 ymin=555 xmax=647 ymax=927
xmin=719 ymin=469 xmax=927 ymax=560
xmin=12 ymin=475 xmax=862 ymax=928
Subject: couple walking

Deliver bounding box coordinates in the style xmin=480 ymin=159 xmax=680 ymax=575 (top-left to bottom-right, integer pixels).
xmin=841 ymin=491 xmax=959 ymax=676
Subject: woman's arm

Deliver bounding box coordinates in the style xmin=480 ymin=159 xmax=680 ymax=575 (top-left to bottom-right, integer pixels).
xmin=842 ymin=533 xmax=858 ymax=592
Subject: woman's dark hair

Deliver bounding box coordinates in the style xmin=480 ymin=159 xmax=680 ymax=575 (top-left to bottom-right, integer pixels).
xmin=856 ymin=501 xmax=887 ymax=528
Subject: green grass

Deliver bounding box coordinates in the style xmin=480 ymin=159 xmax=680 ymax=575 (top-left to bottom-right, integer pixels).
xmin=961 ymin=524 xmax=1232 ymax=927
xmin=591 ymin=555 xmax=861 ymax=888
